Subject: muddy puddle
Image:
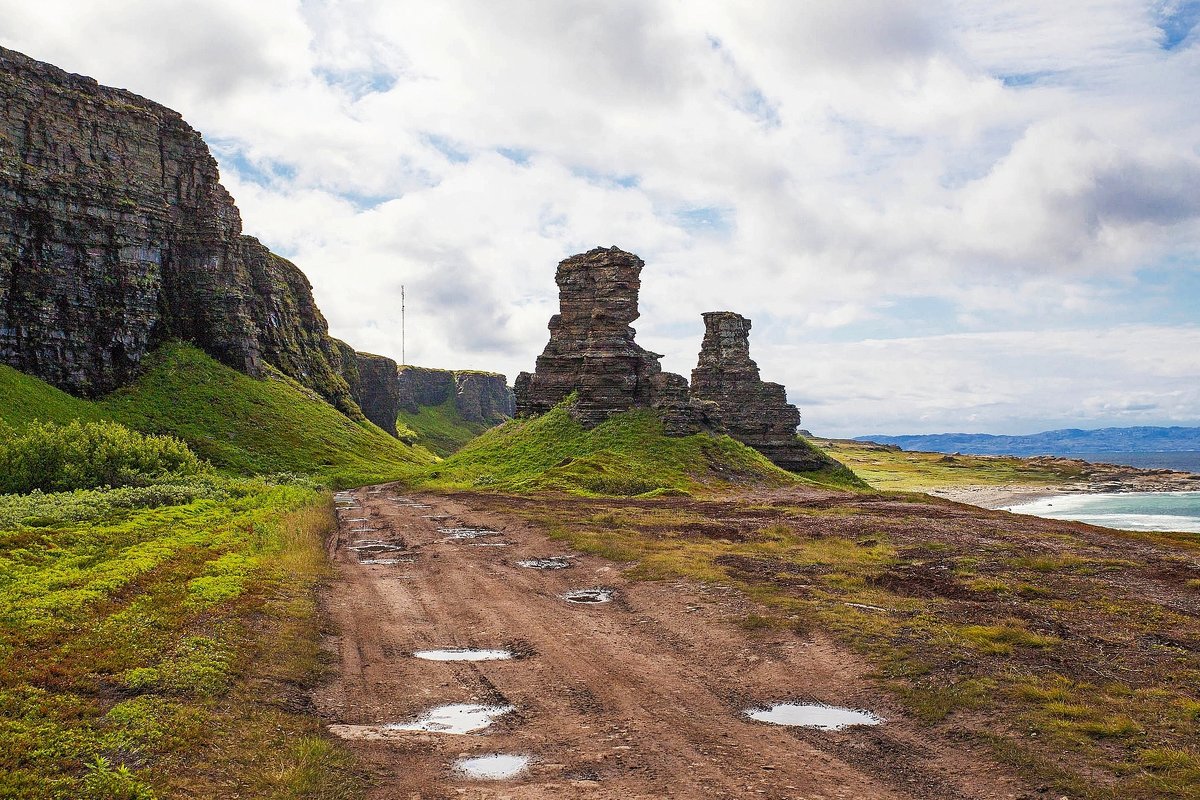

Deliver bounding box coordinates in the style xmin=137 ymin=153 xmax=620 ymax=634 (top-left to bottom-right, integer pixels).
xmin=438 ymin=527 xmax=499 ymax=539
xmin=344 ymin=517 xmax=369 ymax=522
xmin=561 ymin=588 xmax=614 ymax=604
xmin=385 ymin=703 xmax=514 ymax=734
xmin=516 ymin=557 xmax=571 ymax=570
xmin=349 ymin=541 xmax=405 ymax=554
xmin=359 ymin=557 xmax=414 ymax=565
xmin=413 ymin=648 xmax=514 ymax=662
xmin=454 ymin=753 xmax=530 ymax=780
xmin=745 ymin=703 xmax=883 ymax=731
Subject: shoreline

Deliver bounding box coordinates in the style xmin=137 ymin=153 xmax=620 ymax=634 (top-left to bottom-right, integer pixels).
xmin=930 ymin=476 xmax=1200 ymax=510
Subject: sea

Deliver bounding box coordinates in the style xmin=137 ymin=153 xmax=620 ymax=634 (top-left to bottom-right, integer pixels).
xmin=1067 ymin=451 xmax=1200 ymax=473
xmin=1005 ymin=491 xmax=1200 ymax=533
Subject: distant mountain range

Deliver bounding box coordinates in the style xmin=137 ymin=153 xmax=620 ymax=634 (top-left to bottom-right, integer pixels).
xmin=854 ymin=426 xmax=1200 ymax=455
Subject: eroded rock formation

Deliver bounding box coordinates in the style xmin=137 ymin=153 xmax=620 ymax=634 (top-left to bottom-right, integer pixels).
xmin=691 ymin=312 xmax=832 ymax=472
xmin=515 ymin=247 xmax=841 ymax=471
xmin=514 ymin=247 xmax=699 ymax=428
xmin=0 ymin=46 xmax=355 ymax=412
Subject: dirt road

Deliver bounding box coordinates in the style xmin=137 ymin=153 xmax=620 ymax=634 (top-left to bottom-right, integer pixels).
xmin=314 ymin=486 xmax=1036 ymax=799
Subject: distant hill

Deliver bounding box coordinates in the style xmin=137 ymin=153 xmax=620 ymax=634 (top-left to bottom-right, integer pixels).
xmin=854 ymin=426 xmax=1200 ymax=455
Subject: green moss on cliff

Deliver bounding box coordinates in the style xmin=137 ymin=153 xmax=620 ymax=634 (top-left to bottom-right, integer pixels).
xmin=418 ymin=400 xmax=812 ymax=495
xmin=396 ymin=397 xmax=489 ymax=457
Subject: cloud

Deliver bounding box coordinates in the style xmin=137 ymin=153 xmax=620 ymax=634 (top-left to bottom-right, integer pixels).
xmin=1 ymin=0 xmax=1198 ymax=434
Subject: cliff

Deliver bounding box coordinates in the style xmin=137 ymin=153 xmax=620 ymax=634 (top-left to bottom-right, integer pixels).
xmin=0 ymin=46 xmax=356 ymax=413
xmin=398 ymin=365 xmax=514 ymax=424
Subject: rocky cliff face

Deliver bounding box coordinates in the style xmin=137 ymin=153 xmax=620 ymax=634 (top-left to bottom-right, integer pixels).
xmin=514 ymin=247 xmax=700 ymax=429
xmin=398 ymin=365 xmax=514 ymax=424
xmin=0 ymin=46 xmax=356 ymax=412
xmin=691 ymin=312 xmax=832 ymax=471
xmin=454 ymin=371 xmax=517 ymax=425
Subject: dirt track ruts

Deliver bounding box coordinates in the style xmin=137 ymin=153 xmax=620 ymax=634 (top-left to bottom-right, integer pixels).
xmin=313 ymin=486 xmax=1037 ymax=799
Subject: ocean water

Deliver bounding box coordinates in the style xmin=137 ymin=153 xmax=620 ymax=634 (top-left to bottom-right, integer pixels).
xmin=1005 ymin=491 xmax=1200 ymax=533
xmin=1069 ymin=451 xmax=1200 ymax=473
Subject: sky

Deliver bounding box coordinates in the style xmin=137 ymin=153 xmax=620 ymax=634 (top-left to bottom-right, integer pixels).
xmin=2 ymin=0 xmax=1198 ymax=437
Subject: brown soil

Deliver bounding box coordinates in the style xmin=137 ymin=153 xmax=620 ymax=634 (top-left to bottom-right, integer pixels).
xmin=314 ymin=487 xmax=1038 ymax=799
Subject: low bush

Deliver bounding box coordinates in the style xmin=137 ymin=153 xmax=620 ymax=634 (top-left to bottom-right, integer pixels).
xmin=0 ymin=421 xmax=205 ymax=494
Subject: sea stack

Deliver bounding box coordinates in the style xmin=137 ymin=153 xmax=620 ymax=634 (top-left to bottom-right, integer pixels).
xmin=513 ymin=246 xmax=697 ymax=428
xmin=690 ymin=311 xmax=828 ymax=471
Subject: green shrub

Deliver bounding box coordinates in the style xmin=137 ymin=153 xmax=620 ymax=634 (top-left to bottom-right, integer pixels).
xmin=0 ymin=421 xmax=205 ymax=494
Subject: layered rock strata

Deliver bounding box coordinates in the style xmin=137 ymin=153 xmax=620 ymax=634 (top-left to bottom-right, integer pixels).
xmin=514 ymin=247 xmax=699 ymax=428
xmin=691 ymin=312 xmax=831 ymax=472
xmin=0 ymin=46 xmax=354 ymax=412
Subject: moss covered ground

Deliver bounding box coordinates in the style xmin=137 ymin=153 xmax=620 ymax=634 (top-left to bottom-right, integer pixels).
xmin=813 ymin=438 xmax=1087 ymax=492
xmin=0 ymin=475 xmax=362 ymax=798
xmin=416 ymin=401 xmax=858 ymax=496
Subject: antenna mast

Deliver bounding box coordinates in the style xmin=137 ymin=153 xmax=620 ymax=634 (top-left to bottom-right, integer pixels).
xmin=401 ymin=285 xmax=406 ymax=365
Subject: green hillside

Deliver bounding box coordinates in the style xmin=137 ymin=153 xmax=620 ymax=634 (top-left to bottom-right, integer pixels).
xmin=396 ymin=397 xmax=489 ymax=457
xmin=0 ymin=365 xmax=102 ymax=428
xmin=2 ymin=344 xmax=435 ymax=487
xmin=419 ymin=400 xmax=859 ymax=495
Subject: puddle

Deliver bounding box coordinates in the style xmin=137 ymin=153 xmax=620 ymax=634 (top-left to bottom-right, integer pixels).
xmin=384 ymin=703 xmax=514 ymax=734
xmin=561 ymin=588 xmax=614 ymax=604
xmin=744 ymin=703 xmax=883 ymax=731
xmin=470 ymin=542 xmax=512 ymax=547
xmin=516 ymin=557 xmax=571 ymax=570
xmin=439 ymin=528 xmax=498 ymax=539
xmin=454 ymin=753 xmax=530 ymax=780
xmin=349 ymin=542 xmax=405 ymax=553
xmin=423 ymin=514 xmax=451 ymax=520
xmin=359 ymin=557 xmax=414 ymax=565
xmin=413 ymin=648 xmax=514 ymax=662
xmin=349 ymin=527 xmax=377 ymax=533
xmin=345 ymin=517 xmax=370 ymax=522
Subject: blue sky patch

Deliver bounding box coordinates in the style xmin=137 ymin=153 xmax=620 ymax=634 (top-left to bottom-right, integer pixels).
xmin=1156 ymin=1 xmax=1200 ymax=50
xmin=423 ymin=134 xmax=471 ymax=164
xmin=313 ymin=66 xmax=397 ymax=100
xmin=570 ymin=165 xmax=639 ymax=188
xmin=672 ymin=206 xmax=733 ymax=236
xmin=498 ymin=147 xmax=532 ymax=165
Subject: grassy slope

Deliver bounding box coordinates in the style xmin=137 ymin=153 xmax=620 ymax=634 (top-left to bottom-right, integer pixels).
xmin=418 ymin=402 xmax=835 ymax=495
xmin=813 ymin=439 xmax=1088 ymax=492
xmin=396 ymin=397 xmax=488 ymax=457
xmin=0 ymin=365 xmax=102 ymax=428
xmin=0 ymin=477 xmax=360 ymax=798
xmin=2 ymin=343 xmax=435 ymax=487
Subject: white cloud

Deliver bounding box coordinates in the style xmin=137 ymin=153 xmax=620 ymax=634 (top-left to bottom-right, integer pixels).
xmin=2 ymin=0 xmax=1198 ymax=434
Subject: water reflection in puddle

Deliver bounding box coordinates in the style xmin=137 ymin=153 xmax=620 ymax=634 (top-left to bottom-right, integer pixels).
xmin=359 ymin=557 xmax=413 ymax=565
xmin=385 ymin=703 xmax=514 ymax=734
xmin=745 ymin=703 xmax=883 ymax=730
xmin=516 ymin=557 xmax=571 ymax=570
xmin=454 ymin=753 xmax=530 ymax=780
xmin=413 ymin=648 xmax=514 ymax=662
xmin=561 ymin=588 xmax=614 ymax=604
xmin=439 ymin=527 xmax=498 ymax=539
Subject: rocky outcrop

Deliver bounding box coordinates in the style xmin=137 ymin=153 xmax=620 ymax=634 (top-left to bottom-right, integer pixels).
xmin=514 ymin=246 xmax=843 ymax=472
xmin=454 ymin=371 xmax=517 ymax=425
xmin=690 ymin=312 xmax=832 ymax=472
xmin=397 ymin=366 xmax=457 ymax=412
xmin=514 ymin=247 xmax=701 ymax=429
xmin=0 ymin=46 xmax=355 ymax=412
xmin=353 ymin=352 xmax=403 ymax=437
xmin=397 ymin=365 xmax=514 ymax=424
